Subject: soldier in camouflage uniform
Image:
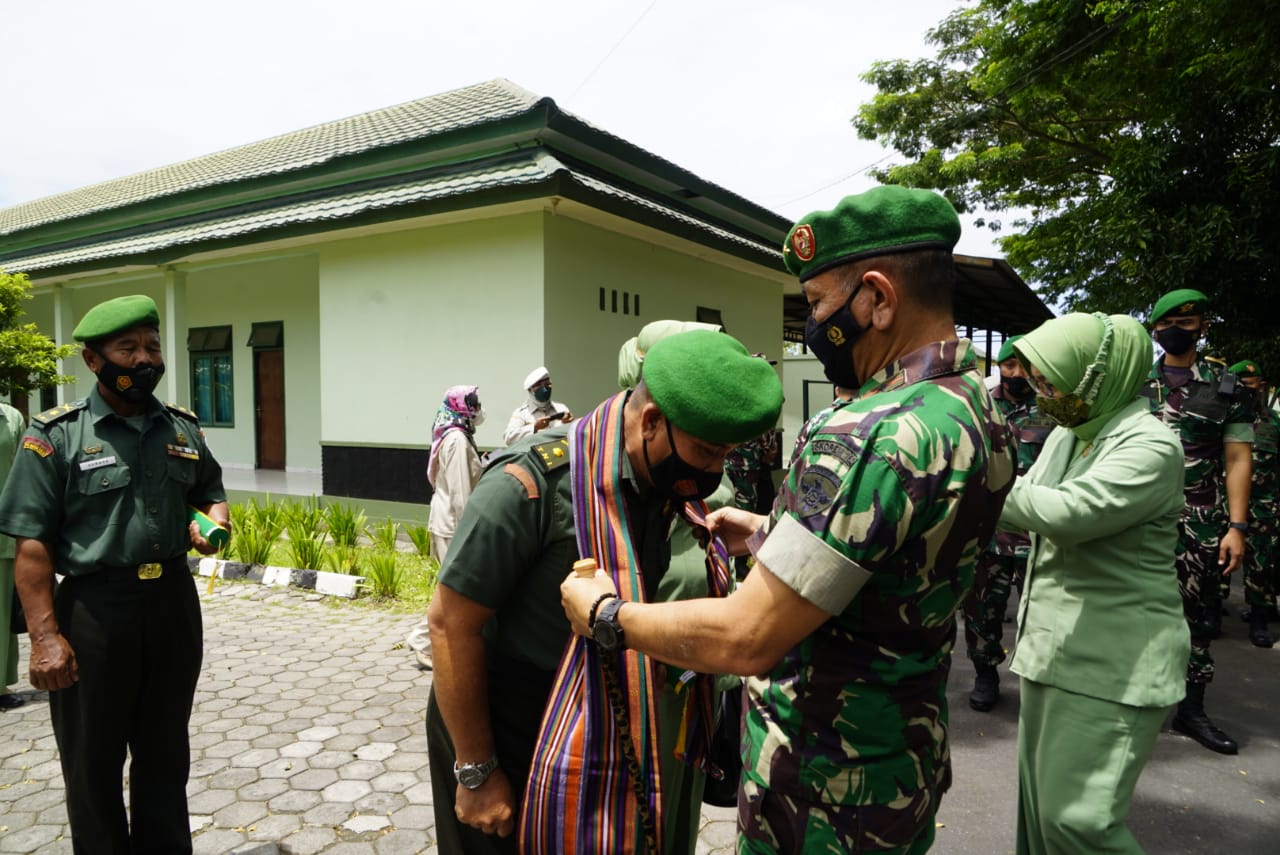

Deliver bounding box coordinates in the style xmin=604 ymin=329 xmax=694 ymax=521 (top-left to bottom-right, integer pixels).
xmin=562 ymin=186 xmax=1016 ymax=853
xmin=1142 ymin=289 xmax=1253 ymax=755
xmin=963 ymin=335 xmax=1054 ymax=711
xmin=1230 ymin=360 xmax=1278 ymax=647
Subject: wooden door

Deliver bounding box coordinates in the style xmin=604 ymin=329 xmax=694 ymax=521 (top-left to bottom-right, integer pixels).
xmin=254 ymin=349 xmax=286 ymax=469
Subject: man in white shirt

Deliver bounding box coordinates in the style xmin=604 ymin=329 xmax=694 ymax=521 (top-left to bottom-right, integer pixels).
xmin=503 ymin=367 xmax=572 ymax=446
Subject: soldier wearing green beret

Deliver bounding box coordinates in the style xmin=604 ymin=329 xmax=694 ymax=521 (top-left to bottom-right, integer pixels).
xmin=1140 ymin=288 xmax=1254 ymax=754
xmin=563 ymin=184 xmax=1017 ymax=854
xmin=963 ymin=334 xmax=1054 ymax=712
xmin=0 ymin=294 xmax=228 ymax=852
xmin=425 ymin=330 xmax=782 ymax=855
xmin=1229 ymin=360 xmax=1279 ymax=646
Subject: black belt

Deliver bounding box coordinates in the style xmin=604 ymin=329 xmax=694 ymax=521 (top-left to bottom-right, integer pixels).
xmin=70 ymin=555 xmax=190 ymax=584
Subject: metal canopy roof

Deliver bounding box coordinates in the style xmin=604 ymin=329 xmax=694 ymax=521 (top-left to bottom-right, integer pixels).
xmin=782 ymin=253 xmax=1054 ymax=342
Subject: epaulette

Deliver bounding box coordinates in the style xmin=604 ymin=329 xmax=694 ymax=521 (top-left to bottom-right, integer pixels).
xmin=165 ymin=402 xmax=201 ymax=423
xmin=531 ymin=438 xmax=571 ymax=472
xmin=31 ymin=400 xmax=86 ymax=427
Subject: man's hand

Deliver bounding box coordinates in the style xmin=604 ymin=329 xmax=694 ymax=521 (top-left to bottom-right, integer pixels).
xmin=533 ymin=416 xmax=552 ymax=432
xmin=561 ymin=569 xmax=618 ymax=637
xmin=704 ymin=507 xmax=767 ymax=557
xmin=558 ymin=410 xmax=573 ymax=423
xmin=455 ymin=768 xmax=517 ymax=837
xmin=28 ymin=632 xmax=77 ymax=691
xmin=1219 ymin=527 xmax=1246 ymax=574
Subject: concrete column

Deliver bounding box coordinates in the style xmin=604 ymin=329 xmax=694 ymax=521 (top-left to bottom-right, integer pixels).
xmin=163 ymin=268 xmax=188 ymax=404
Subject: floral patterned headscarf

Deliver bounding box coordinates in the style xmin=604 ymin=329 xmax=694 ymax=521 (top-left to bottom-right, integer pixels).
xmin=427 ymin=385 xmax=481 ymax=486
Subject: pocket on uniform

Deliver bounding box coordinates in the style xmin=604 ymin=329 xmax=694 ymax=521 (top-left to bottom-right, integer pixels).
xmin=165 ymin=458 xmax=196 ymax=486
xmin=77 ymin=464 xmax=132 ymax=496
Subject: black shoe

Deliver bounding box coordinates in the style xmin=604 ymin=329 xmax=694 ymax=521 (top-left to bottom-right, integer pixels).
xmin=1249 ymin=612 xmax=1274 ymax=648
xmin=0 ymin=693 xmax=24 ymax=710
xmin=969 ymin=666 xmax=1000 ymax=712
xmin=1172 ymin=683 xmax=1238 ymax=755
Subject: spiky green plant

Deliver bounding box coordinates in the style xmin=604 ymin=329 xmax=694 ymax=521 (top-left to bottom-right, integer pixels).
xmin=324 ymin=502 xmax=367 ymax=549
xmin=323 ymin=543 xmax=362 ymax=575
xmin=366 ymin=517 xmax=401 ymax=552
xmin=363 ymin=550 xmax=403 ymax=598
xmin=405 ymin=524 xmax=432 ymax=558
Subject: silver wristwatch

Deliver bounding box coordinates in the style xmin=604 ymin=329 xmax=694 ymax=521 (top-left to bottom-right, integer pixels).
xmin=453 ymin=755 xmax=499 ymax=789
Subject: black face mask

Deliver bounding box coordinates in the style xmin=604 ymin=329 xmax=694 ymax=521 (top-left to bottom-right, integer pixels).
xmin=93 ymin=347 xmax=165 ymax=403
xmin=804 ymin=283 xmax=866 ymax=390
xmin=644 ymin=419 xmax=723 ymax=502
xmin=1154 ymin=325 xmax=1199 ymax=357
xmin=1002 ymin=376 xmax=1033 ymax=399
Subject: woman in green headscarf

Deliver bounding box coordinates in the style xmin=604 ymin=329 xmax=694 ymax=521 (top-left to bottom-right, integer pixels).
xmin=1002 ymin=312 xmax=1190 ymax=855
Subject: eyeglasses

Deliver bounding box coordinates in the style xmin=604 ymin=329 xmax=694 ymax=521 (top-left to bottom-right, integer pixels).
xmin=1153 ymin=316 xmax=1202 ymax=331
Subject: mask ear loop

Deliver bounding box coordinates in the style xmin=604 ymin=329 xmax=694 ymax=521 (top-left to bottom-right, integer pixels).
xmin=1071 ymin=313 xmax=1114 ymax=408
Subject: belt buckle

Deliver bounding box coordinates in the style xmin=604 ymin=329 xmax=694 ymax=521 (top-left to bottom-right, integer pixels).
xmin=137 ymin=563 xmax=163 ymax=580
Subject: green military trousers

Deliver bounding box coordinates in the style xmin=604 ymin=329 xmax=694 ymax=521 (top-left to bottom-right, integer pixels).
xmin=1016 ymin=679 xmax=1171 ymax=855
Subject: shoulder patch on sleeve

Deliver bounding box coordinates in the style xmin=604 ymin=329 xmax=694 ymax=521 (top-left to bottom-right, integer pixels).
xmin=165 ymin=402 xmax=201 ymax=423
xmin=31 ymin=400 xmax=86 ymax=427
xmin=530 ymin=438 xmax=571 ymax=472
xmin=22 ymin=435 xmax=55 ymax=457
xmin=503 ymin=463 xmax=540 ymax=499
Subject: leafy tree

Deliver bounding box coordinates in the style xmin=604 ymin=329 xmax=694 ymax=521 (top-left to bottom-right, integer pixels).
xmin=0 ymin=268 xmax=76 ymax=400
xmin=855 ymin=0 xmax=1280 ymax=372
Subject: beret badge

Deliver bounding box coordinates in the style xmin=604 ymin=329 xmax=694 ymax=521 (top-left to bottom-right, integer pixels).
xmin=791 ymin=225 xmax=816 ymax=262
xmin=1178 ymin=302 xmax=1195 ymax=314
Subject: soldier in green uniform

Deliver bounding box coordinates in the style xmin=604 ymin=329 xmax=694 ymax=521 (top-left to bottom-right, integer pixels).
xmin=1141 ymin=288 xmax=1253 ymax=754
xmin=1230 ymin=359 xmax=1279 ymax=647
xmin=964 ymin=335 xmax=1053 ymax=711
xmin=563 ymin=185 xmax=1016 ymax=854
xmin=425 ymin=330 xmax=782 ymax=854
xmin=0 ymin=294 xmax=228 ymax=854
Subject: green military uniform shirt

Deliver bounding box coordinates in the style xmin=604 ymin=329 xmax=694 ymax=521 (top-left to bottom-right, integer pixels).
xmin=439 ymin=424 xmax=671 ymax=672
xmin=742 ymin=339 xmax=1015 ymax=813
xmin=0 ymin=387 xmax=226 ymax=574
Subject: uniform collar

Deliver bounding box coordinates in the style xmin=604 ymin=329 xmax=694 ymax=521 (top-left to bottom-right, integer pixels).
xmin=859 ymin=338 xmax=976 ymax=397
xmin=86 ymin=385 xmax=164 ymax=424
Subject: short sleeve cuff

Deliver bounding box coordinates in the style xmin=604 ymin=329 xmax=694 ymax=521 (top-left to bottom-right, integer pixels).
xmin=1224 ymin=422 xmax=1254 ymax=444
xmin=752 ymin=513 xmax=871 ymax=615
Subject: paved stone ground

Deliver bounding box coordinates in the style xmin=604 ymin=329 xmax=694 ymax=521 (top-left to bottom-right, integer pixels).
xmin=1 ymin=578 xmax=1274 ymax=853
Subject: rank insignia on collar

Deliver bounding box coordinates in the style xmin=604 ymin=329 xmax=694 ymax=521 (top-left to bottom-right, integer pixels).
xmin=83 ymin=445 xmax=104 ymax=455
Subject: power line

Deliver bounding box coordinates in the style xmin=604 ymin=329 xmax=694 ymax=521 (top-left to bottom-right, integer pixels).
xmin=774 ymin=152 xmax=895 ymax=209
xmin=568 ymin=1 xmax=659 ymax=103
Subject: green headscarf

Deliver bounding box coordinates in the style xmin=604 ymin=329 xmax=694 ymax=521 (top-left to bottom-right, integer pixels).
xmin=1013 ymin=312 xmax=1153 ymax=441
xmin=616 ymin=320 xmax=723 ymax=390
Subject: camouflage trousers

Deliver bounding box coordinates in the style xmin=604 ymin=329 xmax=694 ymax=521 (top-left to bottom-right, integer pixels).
xmin=737 ymin=777 xmax=937 ymax=854
xmin=962 ymin=551 xmax=1026 ymax=668
xmin=1178 ymin=514 xmax=1225 ymax=684
xmin=1243 ymin=516 xmax=1279 ymax=610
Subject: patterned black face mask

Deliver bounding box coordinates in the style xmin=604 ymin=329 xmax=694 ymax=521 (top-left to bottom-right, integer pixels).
xmin=804 ymin=284 xmax=866 ymax=390
xmin=92 ymin=347 xmax=165 ymax=402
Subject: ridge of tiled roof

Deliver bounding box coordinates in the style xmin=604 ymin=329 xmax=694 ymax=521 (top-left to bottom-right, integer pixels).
xmin=0 ymin=79 xmax=545 ymax=237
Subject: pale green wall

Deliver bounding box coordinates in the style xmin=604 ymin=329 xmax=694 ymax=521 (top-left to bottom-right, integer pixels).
xmin=543 ymin=213 xmax=785 ymax=418
xmin=316 ymin=215 xmax=545 ymax=451
xmin=781 ymin=352 xmax=839 ymax=460
xmin=184 ymin=255 xmax=321 ymax=470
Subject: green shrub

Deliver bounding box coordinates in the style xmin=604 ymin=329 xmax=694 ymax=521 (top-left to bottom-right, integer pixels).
xmin=229 ymin=521 xmax=277 ymax=566
xmin=286 ymin=523 xmax=325 ymax=571
xmin=281 ymin=496 xmax=325 ymax=535
xmin=363 ymin=550 xmax=403 ymax=598
xmin=325 ymin=502 xmax=367 ymax=549
xmin=323 ymin=543 xmax=362 ymax=575
xmin=405 ymin=524 xmax=432 ymax=558
xmin=367 ymin=517 xmax=401 ymax=552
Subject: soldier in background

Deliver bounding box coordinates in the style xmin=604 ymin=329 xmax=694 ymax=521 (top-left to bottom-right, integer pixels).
xmin=1141 ymin=289 xmax=1253 ymax=755
xmin=964 ymin=335 xmax=1054 ymax=711
xmin=1229 ymin=360 xmax=1278 ymax=648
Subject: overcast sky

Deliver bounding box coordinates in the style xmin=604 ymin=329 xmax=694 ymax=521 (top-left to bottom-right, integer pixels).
xmin=3 ymin=1 xmax=1001 ymax=253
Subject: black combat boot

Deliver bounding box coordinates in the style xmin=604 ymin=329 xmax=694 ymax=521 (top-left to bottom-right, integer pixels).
xmin=1172 ymin=682 xmax=1238 ymax=754
xmin=1249 ymin=609 xmax=1274 ymax=648
xmin=969 ymin=664 xmax=1000 ymax=712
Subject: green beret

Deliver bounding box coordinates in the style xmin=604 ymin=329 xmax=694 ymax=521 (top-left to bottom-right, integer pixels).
xmin=73 ymin=295 xmax=160 ymax=342
xmin=641 ymin=330 xmax=783 ymax=444
xmin=1149 ymin=288 xmax=1209 ymax=325
xmin=997 ymin=335 xmax=1024 ymax=364
xmin=1229 ymin=360 xmax=1260 ymax=378
xmin=783 ymin=185 xmax=961 ymax=282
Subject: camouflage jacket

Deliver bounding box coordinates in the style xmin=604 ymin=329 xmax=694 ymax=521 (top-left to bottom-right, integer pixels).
xmin=1250 ymin=402 xmax=1279 ymax=517
xmin=1141 ymin=356 xmax=1254 ymax=511
xmin=742 ymin=339 xmax=1016 ymax=808
xmin=989 ymin=384 xmax=1053 ymax=557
